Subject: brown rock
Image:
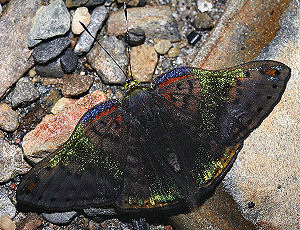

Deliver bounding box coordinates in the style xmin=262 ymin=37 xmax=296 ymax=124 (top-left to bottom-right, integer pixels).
xmin=22 ymin=90 xmax=107 ymax=163
xmin=116 ymin=0 xmax=139 ymax=7
xmin=0 ymin=215 xmax=15 ymax=230
xmin=0 ymin=0 xmax=42 ymax=98
xmin=62 ymin=73 xmax=94 ymax=97
xmin=154 ymin=39 xmax=172 ymax=55
xmin=0 ymin=103 xmax=19 ymax=132
xmin=130 ymin=44 xmax=158 ymax=82
xmin=193 ymin=12 xmax=214 ymax=30
xmin=107 ymin=6 xmax=181 ymax=42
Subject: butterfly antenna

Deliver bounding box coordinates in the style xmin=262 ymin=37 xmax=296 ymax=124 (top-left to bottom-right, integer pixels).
xmin=79 ymin=21 xmax=127 ymax=78
xmin=123 ymin=3 xmax=133 ymax=80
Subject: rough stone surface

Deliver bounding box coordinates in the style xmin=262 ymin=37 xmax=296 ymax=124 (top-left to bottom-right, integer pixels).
xmin=0 ymin=4 xmax=2 ymax=16
xmin=0 ymin=103 xmax=19 ymax=132
xmin=193 ymin=12 xmax=214 ymax=30
xmin=0 ymin=0 xmax=42 ymax=99
xmin=107 ymin=6 xmax=181 ymax=42
xmin=127 ymin=28 xmax=145 ymax=46
xmin=35 ymin=58 xmax=65 ymax=78
xmin=60 ymin=48 xmax=78 ymax=73
xmin=32 ymin=37 xmax=71 ymax=64
xmin=16 ymin=213 xmax=43 ymax=230
xmin=168 ymin=47 xmax=181 ymax=58
xmin=28 ymin=0 xmax=70 ymax=47
xmin=0 ymin=215 xmax=16 ymax=230
xmin=154 ymin=39 xmax=172 ymax=55
xmin=22 ymin=90 xmax=107 ymax=163
xmin=223 ymin=1 xmax=300 ymax=229
xmin=0 ymin=192 xmax=16 ymax=218
xmin=130 ymin=44 xmax=158 ymax=82
xmin=74 ymin=6 xmax=108 ymax=55
xmin=42 ymin=211 xmax=77 ymax=225
xmin=72 ymin=7 xmax=91 ymax=35
xmin=0 ymin=138 xmax=30 ymax=182
xmin=87 ymin=36 xmax=128 ymax=84
xmin=62 ymin=73 xmax=94 ymax=97
xmin=10 ymin=77 xmax=40 ymax=108
xmin=65 ymin=0 xmax=105 ymax=8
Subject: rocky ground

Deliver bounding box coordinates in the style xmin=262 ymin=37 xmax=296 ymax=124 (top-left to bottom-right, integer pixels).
xmin=0 ymin=0 xmax=299 ymax=229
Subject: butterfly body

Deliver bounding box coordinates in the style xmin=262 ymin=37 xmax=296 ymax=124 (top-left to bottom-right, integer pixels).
xmin=17 ymin=61 xmax=290 ymax=214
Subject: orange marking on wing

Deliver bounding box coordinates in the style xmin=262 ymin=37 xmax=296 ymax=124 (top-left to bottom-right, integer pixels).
xmin=158 ymin=75 xmax=190 ymax=88
xmin=265 ymin=69 xmax=276 ymax=76
xmin=93 ymin=106 xmax=118 ymax=122
xmin=27 ymin=182 xmax=36 ymax=192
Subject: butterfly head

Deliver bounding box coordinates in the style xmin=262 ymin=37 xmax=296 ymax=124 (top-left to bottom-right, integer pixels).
xmin=124 ymin=79 xmax=144 ymax=96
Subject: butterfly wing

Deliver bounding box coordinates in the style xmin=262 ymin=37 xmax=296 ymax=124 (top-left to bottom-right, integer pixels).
xmin=17 ymin=100 xmax=128 ymax=211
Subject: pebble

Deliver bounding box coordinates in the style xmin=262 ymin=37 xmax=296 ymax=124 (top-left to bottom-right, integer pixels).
xmin=0 ymin=103 xmax=19 ymax=132
xmin=0 ymin=192 xmax=16 ymax=218
xmin=197 ymin=0 xmax=213 ymax=13
xmin=107 ymin=6 xmax=181 ymax=42
xmin=72 ymin=7 xmax=91 ymax=35
xmin=65 ymin=0 xmax=105 ymax=8
xmin=154 ymin=39 xmax=172 ymax=55
xmin=35 ymin=58 xmax=65 ymax=78
xmin=10 ymin=77 xmax=40 ymax=108
xmin=130 ymin=44 xmax=158 ymax=82
xmin=127 ymin=28 xmax=145 ymax=46
xmin=187 ymin=30 xmax=202 ymax=45
xmin=167 ymin=47 xmax=181 ymax=58
xmin=62 ymin=73 xmax=94 ymax=97
xmin=74 ymin=6 xmax=108 ymax=55
xmin=28 ymin=0 xmax=70 ymax=47
xmin=0 ymin=138 xmax=30 ymax=182
xmin=193 ymin=12 xmax=214 ymax=30
xmin=60 ymin=48 xmax=78 ymax=73
xmin=0 ymin=4 xmax=2 ymax=17
xmin=87 ymin=35 xmax=128 ymax=84
xmin=28 ymin=68 xmax=37 ymax=77
xmin=116 ymin=0 xmax=141 ymax=7
xmin=0 ymin=215 xmax=16 ymax=230
xmin=17 ymin=213 xmax=43 ymax=230
xmin=32 ymin=37 xmax=71 ymax=64
xmin=22 ymin=90 xmax=107 ymax=163
xmin=42 ymin=211 xmax=77 ymax=225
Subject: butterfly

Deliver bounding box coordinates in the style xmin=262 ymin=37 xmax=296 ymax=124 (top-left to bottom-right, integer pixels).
xmin=17 ymin=61 xmax=290 ymax=214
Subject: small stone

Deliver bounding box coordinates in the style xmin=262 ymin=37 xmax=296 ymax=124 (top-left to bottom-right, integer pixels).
xmin=0 ymin=103 xmax=19 ymax=132
xmin=28 ymin=68 xmax=37 ymax=77
xmin=74 ymin=6 xmax=108 ymax=55
xmin=28 ymin=0 xmax=70 ymax=47
xmin=107 ymin=6 xmax=181 ymax=42
xmin=0 ymin=215 xmax=16 ymax=230
xmin=193 ymin=12 xmax=214 ymax=30
xmin=42 ymin=211 xmax=77 ymax=225
xmin=17 ymin=213 xmax=43 ymax=230
xmin=60 ymin=48 xmax=78 ymax=73
xmin=35 ymin=58 xmax=64 ymax=78
xmin=0 ymin=139 xmax=30 ymax=183
xmin=72 ymin=7 xmax=91 ymax=35
xmin=19 ymin=105 xmax=47 ymax=132
xmin=168 ymin=47 xmax=181 ymax=58
xmin=0 ymin=4 xmax=2 ymax=17
xmin=197 ymin=0 xmax=213 ymax=13
xmin=87 ymin=35 xmax=128 ymax=84
xmin=50 ymin=97 xmax=76 ymax=115
xmin=131 ymin=44 xmax=158 ymax=82
xmin=116 ymin=0 xmax=139 ymax=7
xmin=187 ymin=31 xmax=202 ymax=45
xmin=22 ymin=90 xmax=107 ymax=162
xmin=154 ymin=39 xmax=172 ymax=55
xmin=127 ymin=28 xmax=145 ymax=46
xmin=10 ymin=77 xmax=40 ymax=108
xmin=62 ymin=73 xmax=94 ymax=97
xmin=33 ymin=37 xmax=71 ymax=64
xmin=0 ymin=192 xmax=16 ymax=218
xmin=65 ymin=0 xmax=105 ymax=8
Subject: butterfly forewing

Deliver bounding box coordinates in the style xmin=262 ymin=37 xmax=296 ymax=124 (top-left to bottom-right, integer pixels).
xmin=17 ymin=60 xmax=290 ymax=213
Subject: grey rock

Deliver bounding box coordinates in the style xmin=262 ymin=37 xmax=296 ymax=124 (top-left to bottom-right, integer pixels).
xmin=36 ymin=58 xmax=64 ymax=78
xmin=0 ymin=191 xmax=16 ymax=218
xmin=0 ymin=4 xmax=2 ymax=16
xmin=0 ymin=138 xmax=30 ymax=183
xmin=0 ymin=0 xmax=42 ymax=99
xmin=74 ymin=6 xmax=108 ymax=55
xmin=42 ymin=211 xmax=77 ymax=225
xmin=87 ymin=35 xmax=128 ymax=84
xmin=128 ymin=28 xmax=145 ymax=46
xmin=60 ymin=48 xmax=78 ymax=73
xmin=65 ymin=0 xmax=106 ymax=8
xmin=33 ymin=37 xmax=71 ymax=64
xmin=84 ymin=207 xmax=116 ymax=216
xmin=10 ymin=77 xmax=40 ymax=108
xmin=28 ymin=0 xmax=70 ymax=47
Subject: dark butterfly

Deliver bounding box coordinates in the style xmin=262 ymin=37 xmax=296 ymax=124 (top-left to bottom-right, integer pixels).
xmin=17 ymin=61 xmax=290 ymax=214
